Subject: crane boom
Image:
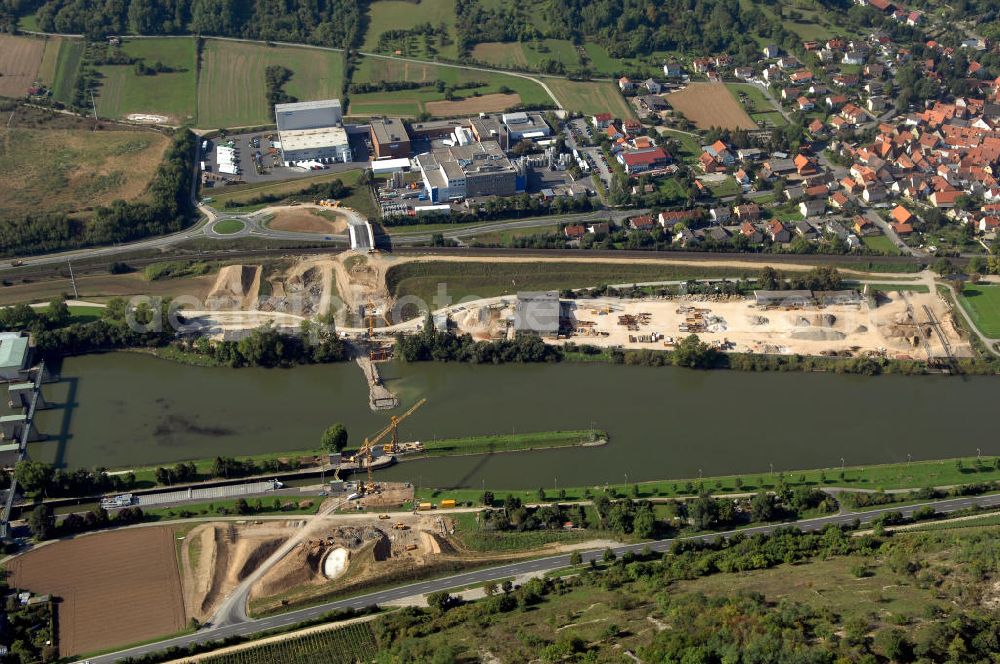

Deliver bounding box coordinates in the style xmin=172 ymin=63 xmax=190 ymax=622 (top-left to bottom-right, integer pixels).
xmin=353 ymin=398 xmax=427 ymax=489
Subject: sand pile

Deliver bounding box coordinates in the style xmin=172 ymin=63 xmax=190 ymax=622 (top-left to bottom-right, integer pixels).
xmin=790 ymin=329 xmax=847 ymax=341
xmin=322 ymin=548 xmax=349 ymax=579
xmin=206 ymin=265 xmax=261 ymax=310
xmin=747 ymin=315 xmax=768 ymax=325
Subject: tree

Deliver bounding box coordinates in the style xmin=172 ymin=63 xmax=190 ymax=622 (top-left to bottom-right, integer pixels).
xmin=427 ymin=590 xmax=454 ymax=612
xmin=14 ymin=460 xmax=54 ymax=498
xmin=27 ymin=505 xmax=54 ymax=540
xmin=569 ymin=550 xmax=582 ymax=565
xmin=876 ymin=628 xmax=914 ymax=663
xmin=480 ymin=490 xmax=495 ymax=506
xmin=321 ymin=423 xmax=349 ymax=454
xmin=633 ymin=509 xmax=656 ymax=538
xmin=689 ymin=492 xmax=719 ymax=530
xmin=750 ymin=491 xmax=777 ymax=522
xmin=483 ymin=582 xmax=498 ymax=596
xmin=932 ymin=257 xmax=954 ymax=276
xmin=672 ymin=334 xmax=717 ymax=369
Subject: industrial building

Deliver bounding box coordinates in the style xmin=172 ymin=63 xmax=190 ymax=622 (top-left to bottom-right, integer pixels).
xmin=500 ymin=112 xmax=551 ymax=141
xmin=415 ymin=142 xmax=524 ymax=203
xmin=0 ymin=333 xmax=30 ymax=382
xmin=274 ymin=99 xmax=352 ymax=164
xmin=513 ymin=292 xmax=562 ymax=338
xmin=369 ymin=117 xmax=412 ymax=159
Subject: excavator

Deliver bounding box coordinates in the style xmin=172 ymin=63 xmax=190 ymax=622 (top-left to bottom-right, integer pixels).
xmin=350 ymin=398 xmax=427 ymax=493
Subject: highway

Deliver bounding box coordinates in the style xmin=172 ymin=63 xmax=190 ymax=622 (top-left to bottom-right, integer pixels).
xmin=87 ymin=492 xmax=1000 ymax=663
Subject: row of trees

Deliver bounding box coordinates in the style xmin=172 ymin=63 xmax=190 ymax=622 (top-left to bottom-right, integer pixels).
xmin=396 ymin=316 xmax=562 ymax=364
xmin=29 ymin=0 xmax=365 ymax=48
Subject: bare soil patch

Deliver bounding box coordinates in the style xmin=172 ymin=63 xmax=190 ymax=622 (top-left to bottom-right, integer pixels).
xmin=206 ymin=264 xmax=262 ymax=310
xmin=6 ymin=527 xmax=186 ymax=657
xmin=0 ymin=35 xmax=45 ymax=97
xmin=667 ymin=83 xmax=757 ymax=131
xmin=425 ymin=93 xmax=521 ymax=116
xmin=268 ymin=208 xmax=348 ymax=234
xmin=0 ymin=271 xmax=216 ymax=306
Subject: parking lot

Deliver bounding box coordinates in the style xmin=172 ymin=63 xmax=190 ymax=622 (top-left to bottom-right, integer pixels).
xmin=201 ymin=128 xmax=372 ymax=185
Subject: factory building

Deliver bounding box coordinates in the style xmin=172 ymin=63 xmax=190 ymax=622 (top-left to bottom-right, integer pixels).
xmin=500 ymin=112 xmax=551 ymax=141
xmin=369 ymin=117 xmax=412 ymax=159
xmin=415 ymin=142 xmax=524 ymax=203
xmin=274 ymin=99 xmax=352 ymax=164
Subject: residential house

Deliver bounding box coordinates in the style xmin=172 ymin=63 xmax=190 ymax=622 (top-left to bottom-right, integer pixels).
xmin=734 ymin=169 xmax=750 ymax=187
xmin=767 ymin=219 xmax=792 ymax=243
xmin=843 ymin=51 xmax=866 ymax=65
xmin=763 ymin=45 xmax=780 ymax=58
xmin=622 ymin=119 xmax=643 ymax=136
xmin=799 ymin=199 xmax=826 ymax=216
xmin=805 ymin=184 xmax=829 ymax=198
xmin=618 ymin=76 xmax=634 ymax=91
xmin=830 ymin=191 xmax=851 ymax=209
xmin=841 ymin=103 xmax=867 ymax=124
xmin=778 ymin=56 xmax=801 ymax=69
xmin=709 ymin=206 xmax=732 ymax=223
xmin=795 ymin=219 xmax=820 ymax=239
xmin=735 ymin=203 xmax=763 ymax=221
xmin=675 ymin=227 xmax=700 ymax=247
xmin=734 ymin=67 xmax=754 ymax=80
xmin=890 ymin=205 xmax=914 ymax=226
xmin=586 ymin=222 xmax=610 ymax=235
xmin=852 ymin=215 xmax=875 ymax=235
xmin=808 ymin=118 xmax=826 ymax=135
xmin=826 ymin=94 xmax=848 ymax=109
xmin=930 ymin=190 xmax=962 ymax=208
xmin=790 ymin=70 xmax=815 ymax=84
xmin=658 ymin=209 xmax=703 ymax=227
xmin=740 ymin=221 xmax=764 ymax=243
xmin=699 ymin=151 xmax=726 ymax=173
xmin=862 ymin=184 xmax=887 ymax=203
xmin=798 ymin=96 xmax=815 ymax=111
xmin=692 ymin=57 xmax=713 ymax=73
xmin=663 ymin=62 xmax=684 ymax=78
xmin=628 ymin=215 xmax=656 ymax=231
xmin=737 ymin=147 xmax=764 ymax=161
xmin=644 ymin=78 xmax=662 ymax=94
xmin=760 ymin=158 xmax=796 ymax=179
xmin=563 ymin=224 xmax=586 ymax=240
xmin=784 ymin=184 xmax=806 ymax=201
xmin=794 ymin=154 xmax=819 ymax=176
xmin=592 ymin=113 xmax=613 ymax=129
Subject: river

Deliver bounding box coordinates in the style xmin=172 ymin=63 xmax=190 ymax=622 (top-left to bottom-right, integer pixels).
xmin=9 ymin=353 xmax=998 ymax=490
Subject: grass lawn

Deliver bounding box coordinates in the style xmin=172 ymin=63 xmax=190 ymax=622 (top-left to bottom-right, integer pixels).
xmin=448 ymin=512 xmax=603 ymax=553
xmin=545 ymin=78 xmax=634 ymax=118
xmin=469 ymin=223 xmax=562 ymax=244
xmin=0 ymin=127 xmax=170 ymax=219
xmin=211 ymin=219 xmax=246 ymax=235
xmin=862 ymin=234 xmax=900 ymax=255
xmin=348 ymin=56 xmax=552 ymax=117
xmin=362 ymin=0 xmax=459 ymax=58
xmin=197 ymin=39 xmax=345 ymax=129
xmin=51 ymin=38 xmax=84 ymax=104
xmin=859 ymin=283 xmax=929 ymax=293
xmin=210 ymin=170 xmax=366 ymax=209
xmin=415 ymin=429 xmax=605 ymax=458
xmin=416 ymin=454 xmax=1000 ymax=505
xmin=95 ymin=38 xmax=197 ymax=123
xmin=67 ymin=305 xmax=104 ymax=323
xmin=471 ymin=39 xmax=580 ymax=70
xmin=385 ymin=261 xmax=764 ymax=307
xmin=657 ymin=128 xmax=702 ymax=164
xmin=17 ymin=11 xmax=40 ymax=31
xmin=959 ymin=285 xmax=1000 ymax=337
xmin=726 ymin=82 xmax=784 ymax=128
xmin=704 ymin=177 xmax=739 ymax=198
xmin=580 ymin=42 xmax=673 ymax=78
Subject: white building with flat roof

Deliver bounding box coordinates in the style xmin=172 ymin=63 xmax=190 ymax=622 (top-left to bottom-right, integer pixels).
xmin=274 ymin=99 xmax=351 ymax=164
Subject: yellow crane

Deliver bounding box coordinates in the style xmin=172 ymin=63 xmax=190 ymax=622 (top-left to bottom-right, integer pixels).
xmin=352 ymin=398 xmax=427 ymax=491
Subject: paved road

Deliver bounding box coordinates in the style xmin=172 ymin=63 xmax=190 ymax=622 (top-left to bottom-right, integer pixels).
xmin=87 ymin=492 xmax=1000 ymax=663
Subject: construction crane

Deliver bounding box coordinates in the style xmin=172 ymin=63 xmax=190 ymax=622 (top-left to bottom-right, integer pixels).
xmin=351 ymin=398 xmax=427 ymax=491
xmin=365 ymin=298 xmax=376 ymax=338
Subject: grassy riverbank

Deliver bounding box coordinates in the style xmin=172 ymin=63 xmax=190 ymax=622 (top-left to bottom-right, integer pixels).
xmin=417 ymin=455 xmax=1000 ymax=504
xmin=411 ymin=429 xmax=607 ymax=458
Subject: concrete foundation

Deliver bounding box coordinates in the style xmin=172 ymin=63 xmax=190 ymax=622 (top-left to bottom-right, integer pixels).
xmin=8 ymin=382 xmax=46 ymax=410
xmin=0 ymin=414 xmax=40 ymax=442
xmin=356 ymin=356 xmax=400 ymax=411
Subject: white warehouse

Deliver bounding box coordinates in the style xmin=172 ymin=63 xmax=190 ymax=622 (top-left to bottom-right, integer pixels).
xmin=275 ymin=99 xmax=352 ymax=164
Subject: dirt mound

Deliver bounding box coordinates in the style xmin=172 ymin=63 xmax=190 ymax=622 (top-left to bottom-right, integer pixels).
xmin=790 ymin=329 xmax=847 ymax=341
xmin=206 ymin=265 xmax=261 ymax=310
xmin=795 ymin=316 xmax=811 ymax=327
xmin=269 ymin=208 xmax=347 ymax=235
xmin=237 ymin=538 xmax=283 ymax=582
xmin=813 ymin=313 xmax=837 ymax=327
xmin=747 ymin=315 xmax=768 ymax=325
xmin=261 ymin=261 xmax=332 ymax=316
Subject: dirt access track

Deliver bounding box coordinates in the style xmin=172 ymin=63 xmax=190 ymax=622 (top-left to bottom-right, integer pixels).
xmin=666 ymin=83 xmax=757 ymax=131
xmin=7 ymin=526 xmax=187 ymax=657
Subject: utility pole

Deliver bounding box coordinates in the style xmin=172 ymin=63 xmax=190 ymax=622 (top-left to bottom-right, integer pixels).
xmin=90 ymin=89 xmax=98 ymax=122
xmin=67 ymin=261 xmax=79 ymax=299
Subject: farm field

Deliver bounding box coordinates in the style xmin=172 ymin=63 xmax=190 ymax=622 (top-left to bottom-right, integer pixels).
xmin=95 ymin=38 xmax=198 ymax=124
xmin=362 ymin=0 xmax=459 ymax=58
xmin=348 ymin=56 xmax=551 ymax=116
xmin=0 ymin=34 xmax=46 ymax=97
xmin=581 ymin=41 xmax=673 ymax=78
xmin=545 ymin=79 xmax=633 ymax=118
xmin=51 ymin=38 xmax=84 ymax=104
xmin=667 ymin=83 xmax=757 ymax=130
xmin=36 ymin=37 xmax=62 ymax=86
xmin=197 ymin=40 xmax=345 ymax=129
xmin=197 ymin=622 xmax=378 ymax=664
xmin=6 ymin=526 xmax=187 ymax=657
xmin=471 ymin=39 xmax=580 ymax=70
xmin=0 ymin=127 xmax=170 ymax=219
xmin=959 ymin=285 xmax=1000 ymax=337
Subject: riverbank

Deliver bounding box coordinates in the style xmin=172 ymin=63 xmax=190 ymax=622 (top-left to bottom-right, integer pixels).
xmin=416 ymin=455 xmax=1000 ymax=504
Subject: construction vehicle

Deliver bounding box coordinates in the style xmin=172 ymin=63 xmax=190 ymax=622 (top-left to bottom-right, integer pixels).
xmin=405 ymin=544 xmax=418 ymax=551
xmin=378 ymin=513 xmax=390 ymax=520
xmin=350 ymin=398 xmax=428 ymax=492
xmin=439 ymin=499 xmax=456 ymax=508
xmin=393 ymin=522 xmax=409 ymax=530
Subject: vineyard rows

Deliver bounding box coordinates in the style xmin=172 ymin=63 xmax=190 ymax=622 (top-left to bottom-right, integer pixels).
xmin=192 ymin=622 xmax=378 ymax=664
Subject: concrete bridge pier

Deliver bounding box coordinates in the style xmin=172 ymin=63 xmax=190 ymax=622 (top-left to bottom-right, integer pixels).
xmin=8 ymin=382 xmax=47 ymax=410
xmin=0 ymin=414 xmax=41 ymax=442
